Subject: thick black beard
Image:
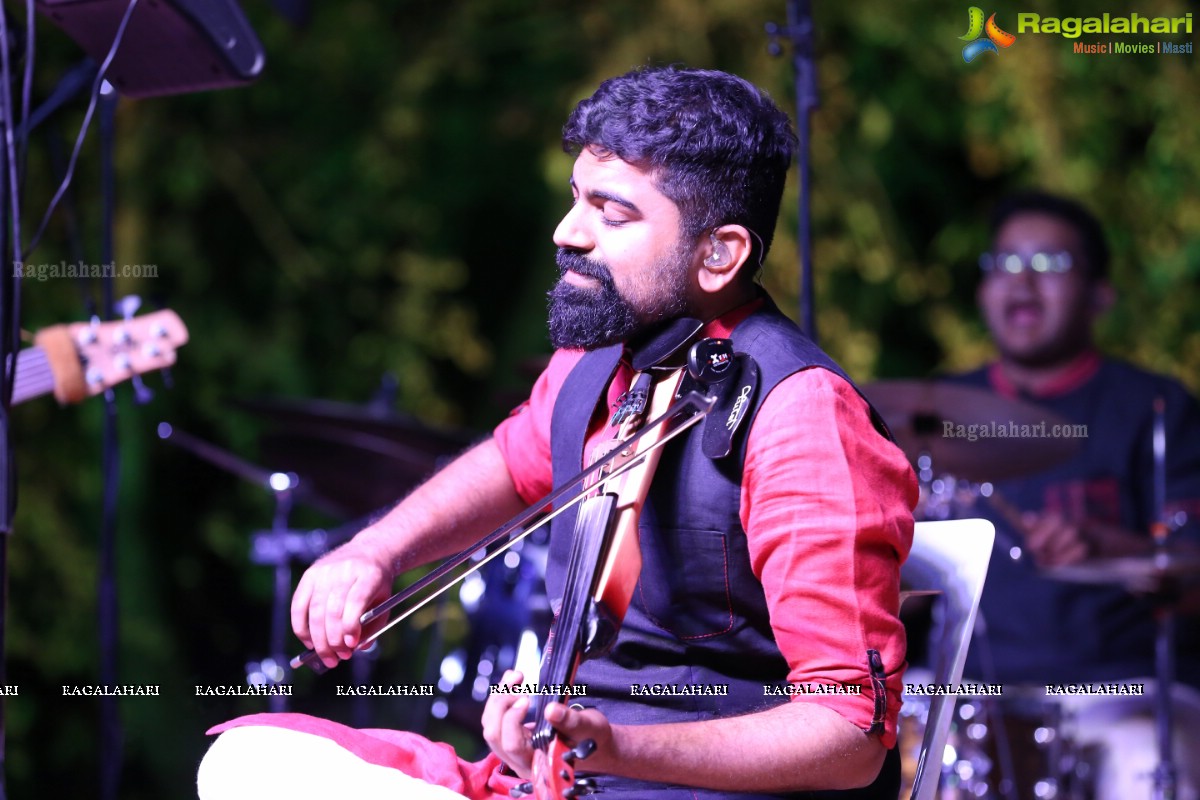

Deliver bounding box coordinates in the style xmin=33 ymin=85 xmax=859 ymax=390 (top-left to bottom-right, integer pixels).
xmin=546 ymin=249 xmax=645 ymax=350
xmin=546 ymin=281 xmax=640 ymax=350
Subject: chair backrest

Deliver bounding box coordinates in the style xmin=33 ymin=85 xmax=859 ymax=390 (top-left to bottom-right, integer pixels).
xmin=901 ymin=518 xmax=995 ymax=800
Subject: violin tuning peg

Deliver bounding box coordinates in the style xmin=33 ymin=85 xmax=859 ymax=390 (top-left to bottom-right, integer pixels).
xmin=509 ymin=781 xmax=533 ymax=797
xmin=563 ymin=782 xmax=594 ymax=797
xmin=562 ymin=738 xmax=597 ymax=765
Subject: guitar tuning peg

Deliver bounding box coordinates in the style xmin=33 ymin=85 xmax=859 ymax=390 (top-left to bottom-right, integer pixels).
xmin=131 ymin=375 xmax=154 ymax=405
xmin=509 ymin=781 xmax=533 ymax=797
xmin=78 ymin=315 xmax=101 ymax=346
xmin=116 ymin=294 xmax=142 ymax=321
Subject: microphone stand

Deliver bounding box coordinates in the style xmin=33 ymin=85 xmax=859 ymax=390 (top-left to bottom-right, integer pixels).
xmin=0 ymin=10 xmax=25 ymax=799
xmin=766 ymin=0 xmax=819 ymax=344
xmin=96 ymin=79 xmax=124 ymax=800
xmin=250 ymin=474 xmax=299 ymax=714
xmin=28 ymin=60 xmax=125 ymax=800
xmin=0 ymin=107 xmax=13 ymax=800
xmin=1150 ymin=397 xmax=1177 ymax=800
xmin=157 ymin=424 xmax=335 ymax=711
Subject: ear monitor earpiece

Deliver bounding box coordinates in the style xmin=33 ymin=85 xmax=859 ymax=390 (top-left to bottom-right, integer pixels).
xmin=704 ymin=234 xmax=729 ymax=267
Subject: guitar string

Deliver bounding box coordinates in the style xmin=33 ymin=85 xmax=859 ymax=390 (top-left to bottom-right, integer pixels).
xmin=12 ymin=349 xmax=53 ymax=403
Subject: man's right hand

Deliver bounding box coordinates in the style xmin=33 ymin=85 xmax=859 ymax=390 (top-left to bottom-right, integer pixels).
xmin=290 ymin=538 xmax=395 ymax=669
xmin=287 ymin=439 xmax=530 ymax=670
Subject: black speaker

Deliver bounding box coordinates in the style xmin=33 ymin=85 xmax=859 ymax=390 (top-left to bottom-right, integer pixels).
xmin=34 ymin=0 xmax=265 ymax=98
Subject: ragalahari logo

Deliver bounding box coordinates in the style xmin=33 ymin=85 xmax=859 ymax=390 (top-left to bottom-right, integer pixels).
xmin=961 ymin=7 xmax=1017 ymax=62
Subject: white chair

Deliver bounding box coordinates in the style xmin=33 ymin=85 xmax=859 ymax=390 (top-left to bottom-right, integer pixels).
xmin=901 ymin=519 xmax=996 ymax=800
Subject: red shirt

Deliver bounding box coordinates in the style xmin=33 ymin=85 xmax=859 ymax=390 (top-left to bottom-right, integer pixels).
xmin=493 ymin=317 xmax=916 ymax=749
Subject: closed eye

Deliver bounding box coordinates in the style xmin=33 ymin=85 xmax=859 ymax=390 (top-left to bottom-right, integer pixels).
xmin=590 ymin=191 xmax=640 ymax=227
xmin=601 ymin=202 xmax=635 ymax=226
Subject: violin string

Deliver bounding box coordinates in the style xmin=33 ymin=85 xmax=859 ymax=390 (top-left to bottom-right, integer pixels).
xmin=532 ymin=495 xmax=613 ymax=744
xmin=531 ymin=368 xmax=683 ymax=744
xmin=533 ymin=367 xmax=658 ymax=738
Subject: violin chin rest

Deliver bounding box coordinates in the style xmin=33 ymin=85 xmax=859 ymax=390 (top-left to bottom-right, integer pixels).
xmin=583 ymin=600 xmax=621 ymax=658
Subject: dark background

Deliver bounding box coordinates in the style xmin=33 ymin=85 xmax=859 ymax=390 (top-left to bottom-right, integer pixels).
xmin=5 ymin=0 xmax=1197 ymax=797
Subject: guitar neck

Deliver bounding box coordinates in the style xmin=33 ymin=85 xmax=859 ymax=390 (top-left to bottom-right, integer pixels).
xmin=10 ymin=347 xmax=55 ymax=406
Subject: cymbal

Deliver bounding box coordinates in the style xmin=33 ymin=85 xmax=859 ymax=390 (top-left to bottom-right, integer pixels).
xmin=1046 ymin=550 xmax=1200 ymax=592
xmin=233 ymin=396 xmax=474 ymax=451
xmin=157 ymin=421 xmax=347 ymax=518
xmin=863 ymin=380 xmax=1081 ymax=482
xmin=234 ymin=396 xmax=475 ymax=518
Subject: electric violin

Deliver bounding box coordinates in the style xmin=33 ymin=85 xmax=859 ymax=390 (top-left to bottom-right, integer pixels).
xmin=513 ymin=366 xmax=689 ymax=799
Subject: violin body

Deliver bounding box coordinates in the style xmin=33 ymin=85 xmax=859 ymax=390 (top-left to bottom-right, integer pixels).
xmin=518 ymin=369 xmax=690 ymax=798
xmin=528 ymin=736 xmax=576 ymax=799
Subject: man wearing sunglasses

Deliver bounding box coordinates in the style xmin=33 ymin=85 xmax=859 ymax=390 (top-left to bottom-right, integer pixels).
xmin=946 ymin=190 xmax=1200 ymax=798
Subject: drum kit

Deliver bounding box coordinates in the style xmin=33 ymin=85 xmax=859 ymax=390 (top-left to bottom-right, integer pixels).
xmin=867 ymin=380 xmax=1200 ymax=800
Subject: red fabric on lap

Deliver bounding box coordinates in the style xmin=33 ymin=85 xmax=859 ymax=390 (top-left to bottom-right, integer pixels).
xmin=207 ymin=713 xmax=519 ymax=799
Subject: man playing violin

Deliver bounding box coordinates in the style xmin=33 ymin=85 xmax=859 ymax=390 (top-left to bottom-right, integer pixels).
xmin=198 ymin=66 xmax=916 ymax=800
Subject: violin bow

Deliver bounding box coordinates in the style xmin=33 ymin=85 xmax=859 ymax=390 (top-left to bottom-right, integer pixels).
xmin=291 ymin=388 xmax=716 ymax=673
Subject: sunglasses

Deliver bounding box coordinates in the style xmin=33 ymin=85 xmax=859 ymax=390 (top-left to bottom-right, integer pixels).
xmin=979 ymin=251 xmax=1073 ymax=276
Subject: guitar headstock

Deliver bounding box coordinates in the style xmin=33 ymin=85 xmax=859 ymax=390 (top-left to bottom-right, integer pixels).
xmin=67 ymin=309 xmax=189 ymax=397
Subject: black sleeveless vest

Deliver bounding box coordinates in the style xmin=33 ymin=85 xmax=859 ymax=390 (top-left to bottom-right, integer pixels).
xmin=545 ymin=302 xmax=900 ymax=799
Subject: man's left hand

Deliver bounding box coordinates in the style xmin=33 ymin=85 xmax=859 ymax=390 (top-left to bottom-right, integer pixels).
xmin=481 ymin=670 xmax=615 ymax=779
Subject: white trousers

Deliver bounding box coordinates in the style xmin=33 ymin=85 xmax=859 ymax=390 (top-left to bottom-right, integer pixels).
xmin=196 ymin=726 xmax=471 ymax=800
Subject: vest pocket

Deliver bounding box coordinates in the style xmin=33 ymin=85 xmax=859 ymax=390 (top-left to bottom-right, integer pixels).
xmin=634 ymin=527 xmax=734 ymax=639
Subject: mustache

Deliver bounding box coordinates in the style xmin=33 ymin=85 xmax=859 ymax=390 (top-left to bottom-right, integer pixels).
xmin=555 ymin=249 xmax=615 ymax=286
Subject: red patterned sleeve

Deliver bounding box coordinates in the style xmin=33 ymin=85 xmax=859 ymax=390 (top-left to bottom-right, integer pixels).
xmin=740 ymin=368 xmax=917 ymax=749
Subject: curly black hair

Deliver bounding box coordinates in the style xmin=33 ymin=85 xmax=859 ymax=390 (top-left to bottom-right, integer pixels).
xmin=562 ymin=66 xmax=797 ymax=273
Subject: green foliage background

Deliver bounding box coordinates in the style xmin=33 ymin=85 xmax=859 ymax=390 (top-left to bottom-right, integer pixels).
xmin=5 ymin=0 xmax=1196 ymax=796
